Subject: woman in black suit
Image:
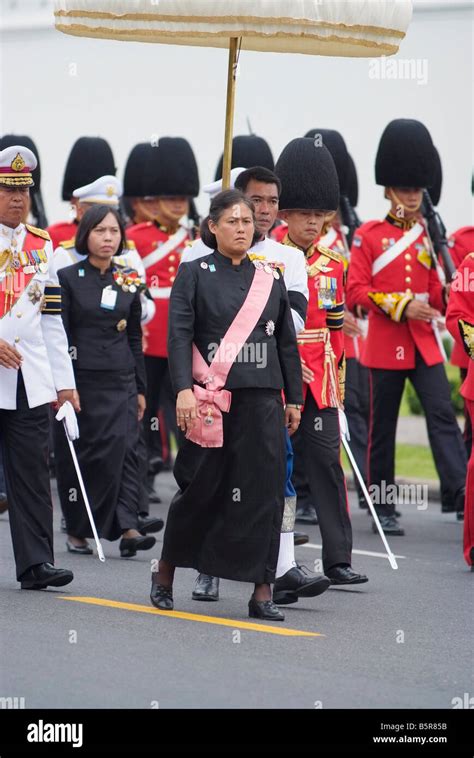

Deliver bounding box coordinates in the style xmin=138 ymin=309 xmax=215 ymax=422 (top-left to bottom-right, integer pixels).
xmin=56 ymin=205 xmax=157 ymax=558
xmin=150 ymin=190 xmax=303 ymax=620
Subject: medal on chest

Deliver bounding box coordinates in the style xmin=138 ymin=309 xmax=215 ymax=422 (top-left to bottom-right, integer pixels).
xmin=316 ymin=274 xmax=337 ymax=310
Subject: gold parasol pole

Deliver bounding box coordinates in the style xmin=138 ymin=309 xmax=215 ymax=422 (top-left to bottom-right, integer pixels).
xmin=222 ymin=37 xmax=240 ymax=189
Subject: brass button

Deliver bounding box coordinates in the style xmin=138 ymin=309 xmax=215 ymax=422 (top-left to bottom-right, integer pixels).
xmin=16 ymin=312 xmax=22 ymax=318
xmin=405 ymin=253 xmax=411 ymax=260
xmin=169 ymin=255 xmax=176 ymax=262
xmin=405 ymin=265 xmax=412 ymax=272
xmin=14 ymin=337 xmax=20 ymax=343
xmin=168 ymin=266 xmax=175 ymax=273
xmin=405 ymin=277 xmax=411 ymax=283
xmin=406 ymin=288 xmax=412 ymax=294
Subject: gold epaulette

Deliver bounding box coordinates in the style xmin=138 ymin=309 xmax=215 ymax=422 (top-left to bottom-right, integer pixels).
xmin=248 ymin=253 xmax=267 ymax=262
xmin=59 ymin=238 xmax=76 ymax=249
xmin=25 ymin=224 xmax=50 ymax=241
xmin=125 ymin=239 xmax=137 ymax=250
xmin=316 ymin=243 xmax=343 ymax=264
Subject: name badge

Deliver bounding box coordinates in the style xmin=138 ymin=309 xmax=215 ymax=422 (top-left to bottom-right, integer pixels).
xmin=100 ymin=285 xmax=117 ymax=310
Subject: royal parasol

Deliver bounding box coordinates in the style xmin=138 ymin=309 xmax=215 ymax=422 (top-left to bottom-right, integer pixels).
xmin=54 ymin=1 xmax=412 ymax=186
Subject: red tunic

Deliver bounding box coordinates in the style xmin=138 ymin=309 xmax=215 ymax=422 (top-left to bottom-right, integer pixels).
xmin=445 ymin=251 xmax=474 ymax=566
xmin=448 ymin=227 xmax=474 ymax=370
xmin=46 ymin=220 xmax=78 ymax=250
xmin=281 ymin=234 xmax=344 ymax=409
xmin=126 ymin=221 xmax=191 ymax=357
xmin=346 ymin=215 xmax=446 ymax=370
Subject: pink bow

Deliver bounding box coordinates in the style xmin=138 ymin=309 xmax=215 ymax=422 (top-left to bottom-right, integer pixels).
xmin=185 ymin=384 xmax=232 ymax=448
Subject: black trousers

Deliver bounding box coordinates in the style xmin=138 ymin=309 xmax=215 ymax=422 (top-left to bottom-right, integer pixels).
xmin=368 ymin=351 xmax=467 ymax=517
xmin=291 ymin=419 xmax=313 ymax=510
xmin=0 ymin=372 xmax=54 ymax=579
xmin=460 ymin=368 xmax=473 ymax=459
xmin=144 ymin=356 xmax=169 ymax=459
xmin=344 ymin=358 xmax=370 ymax=491
xmin=296 ymin=391 xmax=352 ymax=571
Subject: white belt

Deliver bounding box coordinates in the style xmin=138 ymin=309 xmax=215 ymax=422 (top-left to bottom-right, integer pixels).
xmin=149 ymin=287 xmax=172 ymax=299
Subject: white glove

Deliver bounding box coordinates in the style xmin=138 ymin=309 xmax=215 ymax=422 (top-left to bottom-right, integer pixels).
xmin=56 ymin=400 xmax=80 ymax=441
xmin=338 ymin=408 xmax=350 ymax=440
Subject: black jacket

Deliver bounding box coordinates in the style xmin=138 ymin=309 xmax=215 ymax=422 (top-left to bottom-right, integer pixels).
xmin=168 ymin=251 xmax=303 ymax=404
xmin=58 ymin=258 xmax=146 ymax=394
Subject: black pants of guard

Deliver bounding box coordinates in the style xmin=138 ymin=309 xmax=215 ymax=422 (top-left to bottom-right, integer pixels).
xmin=368 ymin=351 xmax=468 ymax=517
xmin=144 ymin=356 xmax=168 ymax=460
xmin=297 ymin=391 xmax=352 ymax=571
xmin=460 ymin=368 xmax=473 ymax=459
xmin=344 ymin=358 xmax=370 ymax=492
xmin=0 ymin=372 xmax=54 ymax=580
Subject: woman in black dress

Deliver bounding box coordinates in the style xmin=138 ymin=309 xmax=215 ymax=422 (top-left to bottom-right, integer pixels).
xmin=56 ymin=205 xmax=157 ymax=558
xmin=150 ymin=190 xmax=303 ymax=620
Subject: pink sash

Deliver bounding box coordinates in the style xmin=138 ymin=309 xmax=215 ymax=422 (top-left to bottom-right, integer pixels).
xmin=186 ymin=265 xmax=275 ymax=447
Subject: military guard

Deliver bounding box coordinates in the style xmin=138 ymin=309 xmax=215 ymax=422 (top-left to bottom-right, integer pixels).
xmin=305 ymin=130 xmax=370 ymax=515
xmin=347 ymin=119 xmax=467 ymax=534
xmin=127 ymin=137 xmax=200 ymax=488
xmin=0 ymin=145 xmax=77 ymax=589
xmin=47 ymin=136 xmax=115 ymax=250
xmin=275 ymin=137 xmax=368 ymax=586
xmin=446 ymin=252 xmax=474 ymax=568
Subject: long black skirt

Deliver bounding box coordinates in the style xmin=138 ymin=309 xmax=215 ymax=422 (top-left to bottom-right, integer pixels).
xmin=161 ymin=388 xmax=286 ymax=584
xmin=55 ymin=369 xmax=140 ymax=541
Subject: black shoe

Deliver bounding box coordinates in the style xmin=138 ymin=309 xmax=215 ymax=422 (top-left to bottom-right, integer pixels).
xmin=366 ymin=506 xmax=402 ymax=518
xmin=137 ymin=515 xmax=164 ymax=535
xmin=150 ymin=579 xmax=173 ymax=610
xmin=0 ymin=492 xmax=8 ymax=514
xmin=192 ymin=574 xmax=220 ymax=601
xmin=273 ymin=565 xmax=330 ymax=605
xmin=326 ymin=565 xmax=368 ymax=585
xmin=455 ymin=488 xmax=465 ymax=521
xmin=372 ymin=515 xmax=405 ymax=536
xmin=248 ymin=596 xmax=285 ymax=621
xmin=60 ymin=517 xmax=67 ymax=534
xmin=119 ymin=534 xmax=156 ymax=558
xmin=295 ymin=503 xmax=318 ymax=525
xmin=294 ymin=532 xmax=309 ymax=546
xmin=66 ymin=540 xmax=93 ymax=555
xmin=20 ymin=562 xmax=74 ymax=590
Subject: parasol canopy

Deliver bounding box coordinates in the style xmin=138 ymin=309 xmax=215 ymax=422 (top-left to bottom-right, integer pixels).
xmin=55 ymin=0 xmax=413 ymax=186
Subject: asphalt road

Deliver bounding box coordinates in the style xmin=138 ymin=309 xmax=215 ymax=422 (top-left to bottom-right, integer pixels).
xmin=0 ymin=472 xmax=471 ymax=710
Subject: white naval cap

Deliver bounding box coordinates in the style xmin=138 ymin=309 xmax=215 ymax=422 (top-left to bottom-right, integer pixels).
xmin=73 ymin=174 xmax=122 ymax=206
xmin=202 ymin=167 xmax=246 ymax=199
xmin=0 ymin=145 xmax=37 ymax=187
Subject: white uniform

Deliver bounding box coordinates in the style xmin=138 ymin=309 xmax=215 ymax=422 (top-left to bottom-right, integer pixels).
xmin=181 ymin=236 xmax=308 ymax=334
xmin=0 ymin=223 xmax=75 ymax=410
xmin=53 ymin=241 xmax=156 ymax=325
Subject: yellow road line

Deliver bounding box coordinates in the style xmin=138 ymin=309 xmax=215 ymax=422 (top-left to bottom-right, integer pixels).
xmin=58 ymin=596 xmax=323 ymax=638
